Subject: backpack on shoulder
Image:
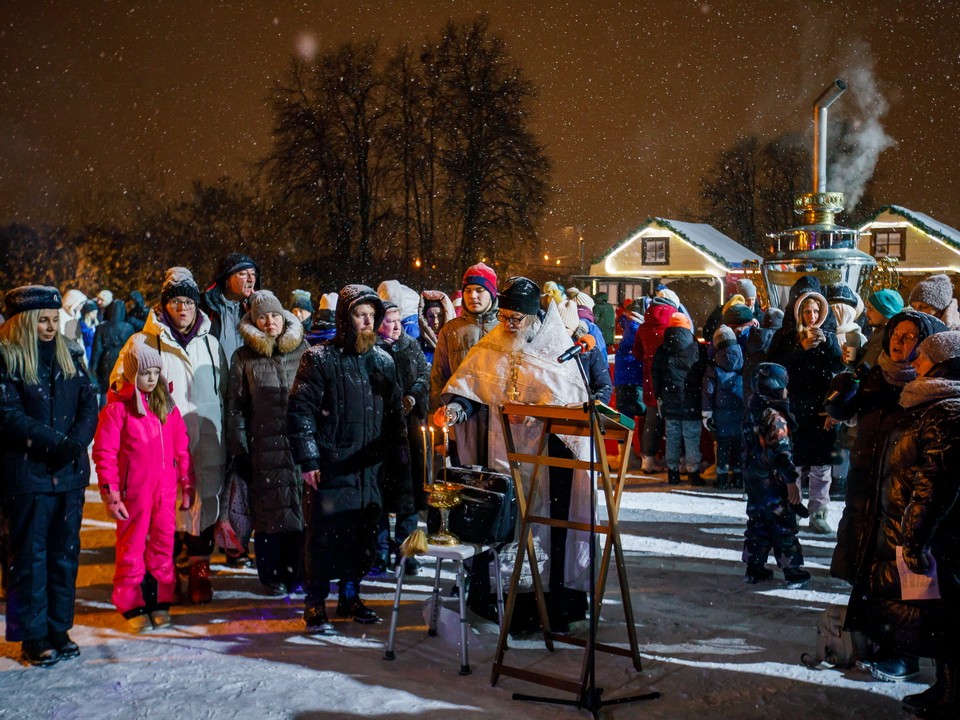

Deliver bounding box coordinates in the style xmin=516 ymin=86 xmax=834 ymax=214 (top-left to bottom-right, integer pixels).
xmin=801 ymin=604 xmax=872 ymax=669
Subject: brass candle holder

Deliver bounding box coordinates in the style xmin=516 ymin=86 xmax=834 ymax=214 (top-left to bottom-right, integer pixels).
xmin=425 ymin=482 xmax=464 ymax=546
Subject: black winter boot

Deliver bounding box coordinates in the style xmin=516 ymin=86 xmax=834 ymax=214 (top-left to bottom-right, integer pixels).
xmin=743 ymin=565 xmax=773 ymax=584
xmin=730 ymin=471 xmax=743 ymax=489
xmin=903 ymin=660 xmax=945 ymax=712
xmin=667 ymin=469 xmax=682 ymax=485
xmin=688 ymin=471 xmax=705 ymax=486
xmin=783 ymin=566 xmax=811 ymax=589
xmin=715 ymin=472 xmax=730 ymax=490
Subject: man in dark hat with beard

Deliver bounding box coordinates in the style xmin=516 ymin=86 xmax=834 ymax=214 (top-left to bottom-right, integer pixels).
xmin=287 ymin=284 xmax=408 ymax=632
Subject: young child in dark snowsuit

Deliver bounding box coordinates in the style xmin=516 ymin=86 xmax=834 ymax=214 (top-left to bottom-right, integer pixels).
xmin=741 ymin=362 xmax=810 ymax=588
xmin=93 ymin=339 xmax=195 ymax=631
xmin=702 ymin=325 xmax=744 ymax=489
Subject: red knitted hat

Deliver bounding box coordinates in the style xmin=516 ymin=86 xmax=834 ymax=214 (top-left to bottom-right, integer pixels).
xmin=462 ymin=262 xmax=498 ymax=297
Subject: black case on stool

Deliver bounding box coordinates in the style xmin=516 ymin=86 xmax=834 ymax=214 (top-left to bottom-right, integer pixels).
xmin=427 ymin=466 xmax=518 ymax=544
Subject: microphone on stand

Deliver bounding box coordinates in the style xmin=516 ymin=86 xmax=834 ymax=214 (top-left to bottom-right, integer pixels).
xmin=557 ymin=333 xmax=596 ymax=363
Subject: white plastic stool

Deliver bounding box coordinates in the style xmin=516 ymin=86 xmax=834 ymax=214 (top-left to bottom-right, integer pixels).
xmin=384 ymin=542 xmax=503 ymax=675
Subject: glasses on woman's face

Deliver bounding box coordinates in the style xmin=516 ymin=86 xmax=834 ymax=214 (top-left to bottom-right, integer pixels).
xmin=169 ymin=299 xmax=196 ymax=309
xmin=890 ymin=330 xmax=918 ymax=343
xmin=497 ymin=312 xmax=526 ymax=326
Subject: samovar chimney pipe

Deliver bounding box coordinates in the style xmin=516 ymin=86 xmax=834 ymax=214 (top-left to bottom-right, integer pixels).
xmin=813 ymin=79 xmax=847 ymax=193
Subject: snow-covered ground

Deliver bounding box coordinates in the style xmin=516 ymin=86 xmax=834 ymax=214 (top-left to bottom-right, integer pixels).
xmin=1 ymin=476 xmax=929 ymax=719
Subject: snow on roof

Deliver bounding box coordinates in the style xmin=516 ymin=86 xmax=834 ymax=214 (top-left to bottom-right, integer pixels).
xmin=867 ymin=205 xmax=960 ymax=252
xmin=593 ymin=217 xmax=763 ymax=269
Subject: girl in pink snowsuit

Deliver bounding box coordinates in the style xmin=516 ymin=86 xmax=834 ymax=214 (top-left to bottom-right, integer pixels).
xmin=93 ymin=339 xmax=195 ymax=631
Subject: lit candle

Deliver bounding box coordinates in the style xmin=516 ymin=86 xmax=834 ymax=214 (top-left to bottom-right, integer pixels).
xmin=421 ymin=425 xmax=428 ymax=488
xmin=429 ymin=426 xmax=436 ymax=484
xmin=442 ymin=426 xmax=449 ymax=484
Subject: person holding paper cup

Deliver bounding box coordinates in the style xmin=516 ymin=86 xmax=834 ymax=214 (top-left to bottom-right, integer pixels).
xmin=845 ymin=331 xmax=960 ymax=718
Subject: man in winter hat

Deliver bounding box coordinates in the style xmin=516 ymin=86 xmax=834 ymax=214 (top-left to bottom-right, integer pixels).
xmin=908 ymin=273 xmax=960 ymax=330
xmin=428 ymin=262 xmax=499 ymax=412
xmin=201 ymin=253 xmax=261 ymax=368
xmin=288 ymin=284 xmax=407 ymax=631
xmin=440 ymin=277 xmax=594 ymax=632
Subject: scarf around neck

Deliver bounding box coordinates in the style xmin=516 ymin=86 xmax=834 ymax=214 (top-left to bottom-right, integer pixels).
xmin=899 ymin=376 xmax=960 ymax=408
xmin=878 ymin=351 xmax=916 ymax=387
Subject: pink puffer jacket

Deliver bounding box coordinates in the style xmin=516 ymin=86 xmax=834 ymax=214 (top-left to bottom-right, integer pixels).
xmin=93 ymin=384 xmax=195 ymax=498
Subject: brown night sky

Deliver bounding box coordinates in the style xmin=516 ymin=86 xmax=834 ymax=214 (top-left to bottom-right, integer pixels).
xmin=2 ymin=1 xmax=959 ymax=261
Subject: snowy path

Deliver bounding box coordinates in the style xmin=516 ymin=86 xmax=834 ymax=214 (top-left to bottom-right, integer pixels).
xmin=0 ymin=477 xmax=927 ymax=719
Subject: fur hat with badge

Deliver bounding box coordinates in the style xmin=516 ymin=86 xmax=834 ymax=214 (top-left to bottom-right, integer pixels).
xmin=160 ymin=267 xmax=201 ymax=307
xmin=4 ymin=285 xmax=62 ymax=318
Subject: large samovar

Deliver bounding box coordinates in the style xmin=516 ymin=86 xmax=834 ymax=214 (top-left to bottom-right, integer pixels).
xmin=762 ymin=80 xmax=877 ymax=309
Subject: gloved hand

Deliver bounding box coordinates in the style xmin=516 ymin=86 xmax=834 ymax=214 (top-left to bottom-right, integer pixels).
xmin=100 ymin=485 xmax=129 ymax=521
xmin=179 ymin=477 xmax=196 ymax=511
xmin=50 ymin=437 xmax=85 ymax=469
xmin=301 ymin=469 xmax=321 ymax=491
xmin=702 ymin=411 xmax=715 ymax=432
xmin=214 ymin=518 xmax=243 ymax=554
xmin=904 ymin=546 xmax=932 ymax=574
xmin=436 ymin=402 xmax=466 ymax=427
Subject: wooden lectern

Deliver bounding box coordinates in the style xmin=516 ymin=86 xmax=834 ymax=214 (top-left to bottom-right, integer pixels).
xmin=490 ymin=400 xmax=644 ymax=700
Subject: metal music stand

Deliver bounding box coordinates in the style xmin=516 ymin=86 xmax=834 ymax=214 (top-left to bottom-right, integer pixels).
xmin=491 ymin=390 xmax=660 ymax=717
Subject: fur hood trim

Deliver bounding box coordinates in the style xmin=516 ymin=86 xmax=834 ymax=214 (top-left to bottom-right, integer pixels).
xmin=239 ymin=309 xmax=304 ymax=357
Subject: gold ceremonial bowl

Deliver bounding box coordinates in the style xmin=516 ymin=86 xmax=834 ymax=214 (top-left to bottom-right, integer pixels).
xmin=424 ymin=482 xmax=464 ymax=545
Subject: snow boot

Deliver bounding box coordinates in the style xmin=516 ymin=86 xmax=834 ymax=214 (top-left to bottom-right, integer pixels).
xmin=123 ymin=608 xmax=152 ymax=634
xmin=687 ymin=471 xmax=705 ymax=487
xmin=150 ymin=610 xmax=173 ymax=629
xmin=743 ymin=565 xmax=774 ymax=584
xmin=809 ymin=508 xmax=831 ymax=534
xmin=304 ymin=604 xmax=334 ymax=633
xmin=667 ymin=468 xmax=682 ymax=485
xmin=871 ymin=655 xmax=920 ymax=682
xmin=188 ymin=558 xmax=213 ymax=605
xmin=730 ymin=471 xmax=743 ymax=489
xmin=641 ymin=455 xmax=663 ymax=474
xmin=48 ymin=632 xmax=80 ymax=660
xmin=20 ymin=639 xmax=60 ymax=667
xmin=783 ymin=566 xmax=811 ymax=589
xmin=715 ymin=472 xmax=730 ymax=490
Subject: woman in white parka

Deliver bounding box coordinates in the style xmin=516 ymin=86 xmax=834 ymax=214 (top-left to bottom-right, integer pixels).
xmin=111 ymin=268 xmax=227 ymax=604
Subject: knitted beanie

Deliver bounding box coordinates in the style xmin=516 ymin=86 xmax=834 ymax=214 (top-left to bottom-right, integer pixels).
xmin=868 ymin=289 xmax=904 ymax=319
xmin=761 ymin=307 xmax=785 ymax=330
xmin=566 ymin=287 xmax=595 ymax=310
xmin=462 ymin=262 xmax=498 ymax=297
xmin=754 ymin=362 xmax=789 ymax=396
xmin=319 ymin=292 xmax=338 ymax=312
xmin=4 ymin=285 xmax=62 ymax=317
xmin=656 ymin=287 xmax=681 ymax=308
xmin=826 ymin=283 xmax=861 ymax=309
xmin=249 ymin=290 xmax=283 ymax=319
xmin=160 ymin=267 xmax=201 ymax=306
xmin=712 ymin=324 xmax=737 ymax=349
xmin=214 ymin=253 xmax=260 ymax=287
xmin=498 ymin=277 xmax=541 ymax=315
xmin=723 ymin=303 xmax=754 ymax=326
xmin=917 ymin=331 xmax=960 ymax=366
xmin=122 ymin=336 xmax=163 ymax=383
xmin=667 ymin=312 xmax=692 ymax=330
xmin=558 ymin=299 xmax=580 ymax=335
xmin=909 ymin=274 xmax=954 ymax=312
xmin=290 ymin=289 xmax=314 ymax=313
xmin=735 ymin=278 xmax=757 ymax=300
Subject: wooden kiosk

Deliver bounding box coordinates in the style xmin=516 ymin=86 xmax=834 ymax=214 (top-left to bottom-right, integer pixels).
xmin=490 ymin=400 xmax=655 ymax=709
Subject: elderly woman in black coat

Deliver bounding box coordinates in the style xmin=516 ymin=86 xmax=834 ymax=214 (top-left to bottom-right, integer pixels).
xmin=0 ymin=286 xmax=98 ymax=666
xmin=846 ymin=331 xmax=960 ymax=718
xmin=226 ymin=290 xmax=307 ymax=595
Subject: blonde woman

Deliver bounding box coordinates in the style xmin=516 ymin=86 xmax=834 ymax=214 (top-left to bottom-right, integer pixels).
xmin=0 ymin=286 xmax=98 ymax=666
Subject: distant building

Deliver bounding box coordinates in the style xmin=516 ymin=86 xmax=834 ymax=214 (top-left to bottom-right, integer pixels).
xmin=858 ymin=205 xmax=960 ymax=299
xmin=574 ymin=218 xmax=763 ymax=333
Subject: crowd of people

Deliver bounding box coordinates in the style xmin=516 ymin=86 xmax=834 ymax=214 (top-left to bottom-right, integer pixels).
xmin=1 ymin=257 xmax=958 ymax=718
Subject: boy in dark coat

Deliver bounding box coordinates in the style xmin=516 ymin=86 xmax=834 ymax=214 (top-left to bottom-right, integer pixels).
xmin=741 ymin=363 xmax=810 ymax=588
xmin=652 ymin=312 xmax=707 ymax=485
